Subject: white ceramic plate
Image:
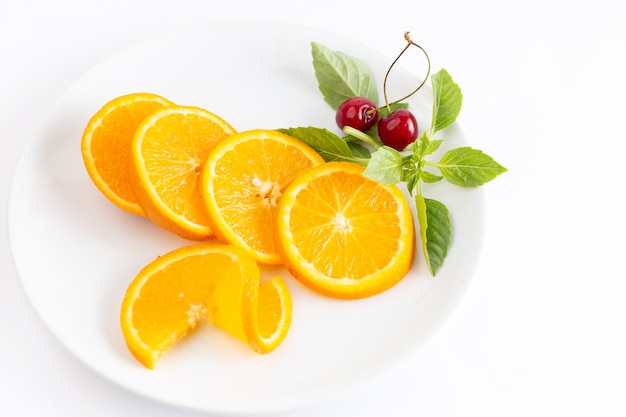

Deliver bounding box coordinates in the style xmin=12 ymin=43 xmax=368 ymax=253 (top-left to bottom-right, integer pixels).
xmin=8 ymin=22 xmax=485 ymax=415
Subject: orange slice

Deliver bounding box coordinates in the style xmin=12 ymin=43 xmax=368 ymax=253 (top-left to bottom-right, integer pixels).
xmin=202 ymin=130 xmax=325 ymax=264
xmin=276 ymin=161 xmax=415 ymax=299
xmin=130 ymin=105 xmax=237 ymax=240
xmin=81 ymin=92 xmax=173 ymax=216
xmin=120 ymin=243 xmax=292 ymax=369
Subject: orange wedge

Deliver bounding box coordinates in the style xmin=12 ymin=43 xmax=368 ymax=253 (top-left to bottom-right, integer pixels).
xmin=276 ymin=161 xmax=415 ymax=299
xmin=201 ymin=130 xmax=325 ymax=264
xmin=130 ymin=105 xmax=237 ymax=240
xmin=81 ymin=92 xmax=173 ymax=216
xmin=120 ymin=243 xmax=292 ymax=369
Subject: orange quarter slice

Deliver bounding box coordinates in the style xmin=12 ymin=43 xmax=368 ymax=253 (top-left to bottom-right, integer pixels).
xmin=120 ymin=243 xmax=292 ymax=369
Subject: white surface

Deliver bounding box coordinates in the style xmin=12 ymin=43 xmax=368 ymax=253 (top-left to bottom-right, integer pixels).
xmin=8 ymin=22 xmax=483 ymax=415
xmin=1 ymin=1 xmax=625 ymax=416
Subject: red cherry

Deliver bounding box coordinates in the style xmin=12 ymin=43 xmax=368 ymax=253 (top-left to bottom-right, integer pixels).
xmin=335 ymin=97 xmax=379 ymax=131
xmin=377 ymin=109 xmax=418 ymax=151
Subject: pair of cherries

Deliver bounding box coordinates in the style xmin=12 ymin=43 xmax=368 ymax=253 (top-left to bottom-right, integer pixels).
xmin=336 ymin=97 xmax=416 ymax=151
xmin=335 ymin=32 xmax=430 ymax=152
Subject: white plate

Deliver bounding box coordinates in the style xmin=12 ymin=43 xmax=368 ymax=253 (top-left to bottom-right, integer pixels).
xmin=8 ymin=22 xmax=485 ymax=415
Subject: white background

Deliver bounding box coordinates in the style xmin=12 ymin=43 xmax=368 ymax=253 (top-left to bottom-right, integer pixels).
xmin=2 ymin=0 xmax=625 ymax=416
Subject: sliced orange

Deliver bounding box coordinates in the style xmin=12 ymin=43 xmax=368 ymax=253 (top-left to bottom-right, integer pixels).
xmin=120 ymin=243 xmax=292 ymax=369
xmin=81 ymin=92 xmax=173 ymax=216
xmin=276 ymin=161 xmax=415 ymax=299
xmin=201 ymin=130 xmax=325 ymax=264
xmin=131 ymin=105 xmax=237 ymax=240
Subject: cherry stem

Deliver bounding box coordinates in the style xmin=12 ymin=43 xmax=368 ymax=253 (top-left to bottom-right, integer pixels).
xmin=343 ymin=126 xmax=382 ymax=149
xmin=382 ymin=32 xmax=431 ymax=113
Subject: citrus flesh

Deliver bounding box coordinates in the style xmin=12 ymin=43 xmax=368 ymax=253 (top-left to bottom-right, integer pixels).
xmin=202 ymin=129 xmax=325 ymax=264
xmin=120 ymin=243 xmax=292 ymax=369
xmin=277 ymin=161 xmax=415 ymax=299
xmin=81 ymin=92 xmax=173 ymax=216
xmin=131 ymin=106 xmax=237 ymax=240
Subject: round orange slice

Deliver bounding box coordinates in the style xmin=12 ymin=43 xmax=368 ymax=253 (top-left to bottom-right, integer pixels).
xmin=81 ymin=92 xmax=173 ymax=216
xmin=120 ymin=243 xmax=292 ymax=369
xmin=130 ymin=105 xmax=237 ymax=240
xmin=201 ymin=130 xmax=325 ymax=264
xmin=276 ymin=161 xmax=415 ymax=299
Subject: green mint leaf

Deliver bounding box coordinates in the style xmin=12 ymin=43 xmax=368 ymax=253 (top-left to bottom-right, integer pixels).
xmin=311 ymin=42 xmax=378 ymax=109
xmin=278 ymin=127 xmax=366 ymax=165
xmin=420 ymin=170 xmax=443 ymax=183
xmin=404 ymin=171 xmax=421 ymax=196
xmin=363 ymin=146 xmax=404 ymax=184
xmin=431 ymin=69 xmax=463 ymax=134
xmin=347 ymin=141 xmax=372 ymax=159
xmin=407 ymin=131 xmax=431 ymax=157
xmin=415 ymin=196 xmax=452 ymax=276
xmin=425 ymin=139 xmax=444 ymax=155
xmin=399 ymin=132 xmax=430 ymax=194
xmin=435 ymin=147 xmax=508 ymax=187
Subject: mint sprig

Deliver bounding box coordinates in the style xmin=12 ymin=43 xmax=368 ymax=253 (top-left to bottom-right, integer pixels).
xmin=281 ymin=42 xmax=507 ymax=276
xmin=365 ymin=71 xmax=506 ymax=274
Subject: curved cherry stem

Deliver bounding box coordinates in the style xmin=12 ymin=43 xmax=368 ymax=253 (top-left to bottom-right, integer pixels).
xmin=382 ymin=32 xmax=431 ymax=113
xmin=343 ymin=126 xmax=382 ymax=149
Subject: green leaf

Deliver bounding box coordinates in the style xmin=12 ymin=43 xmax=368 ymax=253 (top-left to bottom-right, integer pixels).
xmin=278 ymin=127 xmax=366 ymax=164
xmin=312 ymin=42 xmax=378 ymax=109
xmin=425 ymin=139 xmax=444 ymax=155
xmin=347 ymin=141 xmax=372 ymax=159
xmin=406 ymin=131 xmax=430 ymax=158
xmin=404 ymin=171 xmax=421 ymax=196
xmin=431 ymin=69 xmax=462 ymax=134
xmin=415 ymin=196 xmax=452 ymax=276
xmin=363 ymin=146 xmax=404 ymax=184
xmin=420 ymin=170 xmax=443 ymax=183
xmin=436 ymin=147 xmax=508 ymax=187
